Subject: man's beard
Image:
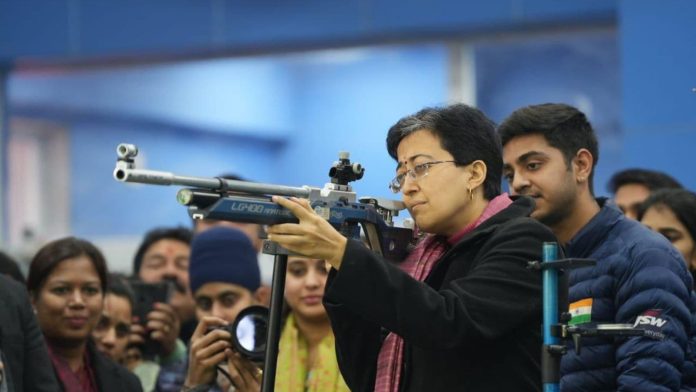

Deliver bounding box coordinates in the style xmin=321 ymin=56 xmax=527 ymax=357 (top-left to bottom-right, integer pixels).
xmin=536 ymin=186 xmax=577 ymax=229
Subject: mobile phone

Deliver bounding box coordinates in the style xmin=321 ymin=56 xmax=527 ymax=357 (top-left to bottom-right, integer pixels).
xmin=128 ymin=281 xmax=173 ymax=358
xmin=130 ymin=281 xmax=173 ymax=323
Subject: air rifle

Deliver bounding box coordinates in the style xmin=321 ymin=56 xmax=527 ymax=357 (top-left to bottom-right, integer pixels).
xmin=113 ymin=143 xmax=413 ymax=392
xmin=113 ymin=143 xmax=413 ymax=262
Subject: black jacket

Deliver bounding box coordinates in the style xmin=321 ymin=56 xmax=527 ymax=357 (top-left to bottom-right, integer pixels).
xmin=53 ymin=341 xmax=143 ymax=392
xmin=0 ymin=274 xmax=59 ymax=391
xmin=324 ymin=197 xmax=557 ymax=392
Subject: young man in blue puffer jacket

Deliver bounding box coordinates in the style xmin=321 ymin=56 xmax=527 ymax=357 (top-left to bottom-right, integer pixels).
xmin=499 ymin=103 xmax=696 ymax=392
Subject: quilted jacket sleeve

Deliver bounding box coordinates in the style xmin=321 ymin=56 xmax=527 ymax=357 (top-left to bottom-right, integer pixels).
xmin=614 ymin=245 xmax=693 ymax=392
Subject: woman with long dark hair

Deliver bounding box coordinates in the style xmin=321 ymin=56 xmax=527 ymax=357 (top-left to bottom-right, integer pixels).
xmin=27 ymin=237 xmax=142 ymax=392
xmin=639 ymin=188 xmax=696 ymax=278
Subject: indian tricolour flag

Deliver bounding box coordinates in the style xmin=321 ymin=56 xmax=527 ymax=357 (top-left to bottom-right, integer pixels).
xmin=568 ymin=298 xmax=592 ymax=325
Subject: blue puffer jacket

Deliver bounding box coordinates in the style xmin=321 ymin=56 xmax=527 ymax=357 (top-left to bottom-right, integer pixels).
xmin=561 ymin=200 xmax=694 ymax=392
xmin=682 ymin=292 xmax=696 ymax=392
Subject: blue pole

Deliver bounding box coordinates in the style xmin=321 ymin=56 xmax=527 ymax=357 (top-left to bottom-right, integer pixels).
xmin=542 ymin=242 xmax=559 ymax=392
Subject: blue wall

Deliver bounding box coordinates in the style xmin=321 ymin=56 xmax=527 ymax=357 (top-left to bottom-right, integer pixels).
xmin=10 ymin=58 xmax=294 ymax=138
xmin=0 ymin=1 xmax=615 ymax=61
xmin=282 ymin=45 xmax=449 ymax=196
xmin=8 ymin=44 xmax=449 ymax=236
xmin=619 ymin=0 xmax=696 ymax=191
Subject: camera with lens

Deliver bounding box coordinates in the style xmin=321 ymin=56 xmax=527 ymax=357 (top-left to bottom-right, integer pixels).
xmin=207 ymin=305 xmax=269 ymax=362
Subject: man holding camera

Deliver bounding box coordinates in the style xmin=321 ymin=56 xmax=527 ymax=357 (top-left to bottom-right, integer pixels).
xmin=183 ymin=227 xmax=269 ymax=392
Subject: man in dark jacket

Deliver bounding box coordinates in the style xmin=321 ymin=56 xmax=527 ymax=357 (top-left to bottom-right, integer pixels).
xmin=0 ymin=274 xmax=59 ymax=391
xmin=268 ymin=104 xmax=559 ymax=391
xmin=500 ymin=103 xmax=695 ymax=391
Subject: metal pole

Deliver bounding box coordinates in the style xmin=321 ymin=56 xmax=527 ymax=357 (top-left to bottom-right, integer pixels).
xmin=542 ymin=242 xmax=560 ymax=392
xmin=261 ymin=253 xmax=287 ymax=392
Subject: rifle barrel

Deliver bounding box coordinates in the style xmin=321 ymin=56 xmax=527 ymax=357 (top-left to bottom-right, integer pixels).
xmin=114 ymin=167 xmax=311 ymax=198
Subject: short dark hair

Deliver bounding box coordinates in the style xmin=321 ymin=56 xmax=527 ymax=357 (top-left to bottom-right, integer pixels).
xmin=607 ymin=168 xmax=682 ymax=194
xmin=386 ymin=104 xmax=502 ymax=200
xmin=107 ymin=273 xmax=135 ymax=309
xmin=27 ymin=237 xmax=108 ymax=296
xmin=133 ymin=227 xmax=192 ymax=275
xmin=637 ymin=189 xmax=696 ymax=245
xmin=498 ymin=103 xmax=599 ymax=194
xmin=0 ymin=251 xmax=25 ymax=284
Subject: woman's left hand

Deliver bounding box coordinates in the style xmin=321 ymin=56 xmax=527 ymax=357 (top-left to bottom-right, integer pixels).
xmin=267 ymin=196 xmax=347 ymax=269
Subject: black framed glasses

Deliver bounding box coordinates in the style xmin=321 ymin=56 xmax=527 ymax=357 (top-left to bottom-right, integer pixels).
xmin=388 ymin=160 xmax=456 ymax=193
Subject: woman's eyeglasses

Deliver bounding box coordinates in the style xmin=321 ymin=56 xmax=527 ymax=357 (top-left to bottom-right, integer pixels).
xmin=388 ymin=160 xmax=456 ymax=193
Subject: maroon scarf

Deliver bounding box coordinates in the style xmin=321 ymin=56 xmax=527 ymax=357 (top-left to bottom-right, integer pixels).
xmin=373 ymin=194 xmax=513 ymax=392
xmin=47 ymin=342 xmax=98 ymax=392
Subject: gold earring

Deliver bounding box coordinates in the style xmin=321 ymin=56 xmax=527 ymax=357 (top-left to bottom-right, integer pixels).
xmin=468 ymin=187 xmax=473 ymax=201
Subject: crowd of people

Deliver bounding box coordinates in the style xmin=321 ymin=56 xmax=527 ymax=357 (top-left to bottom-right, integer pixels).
xmin=0 ymin=102 xmax=695 ymax=392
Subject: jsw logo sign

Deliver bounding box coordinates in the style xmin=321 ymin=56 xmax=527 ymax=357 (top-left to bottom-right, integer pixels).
xmin=634 ymin=315 xmax=668 ymax=328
